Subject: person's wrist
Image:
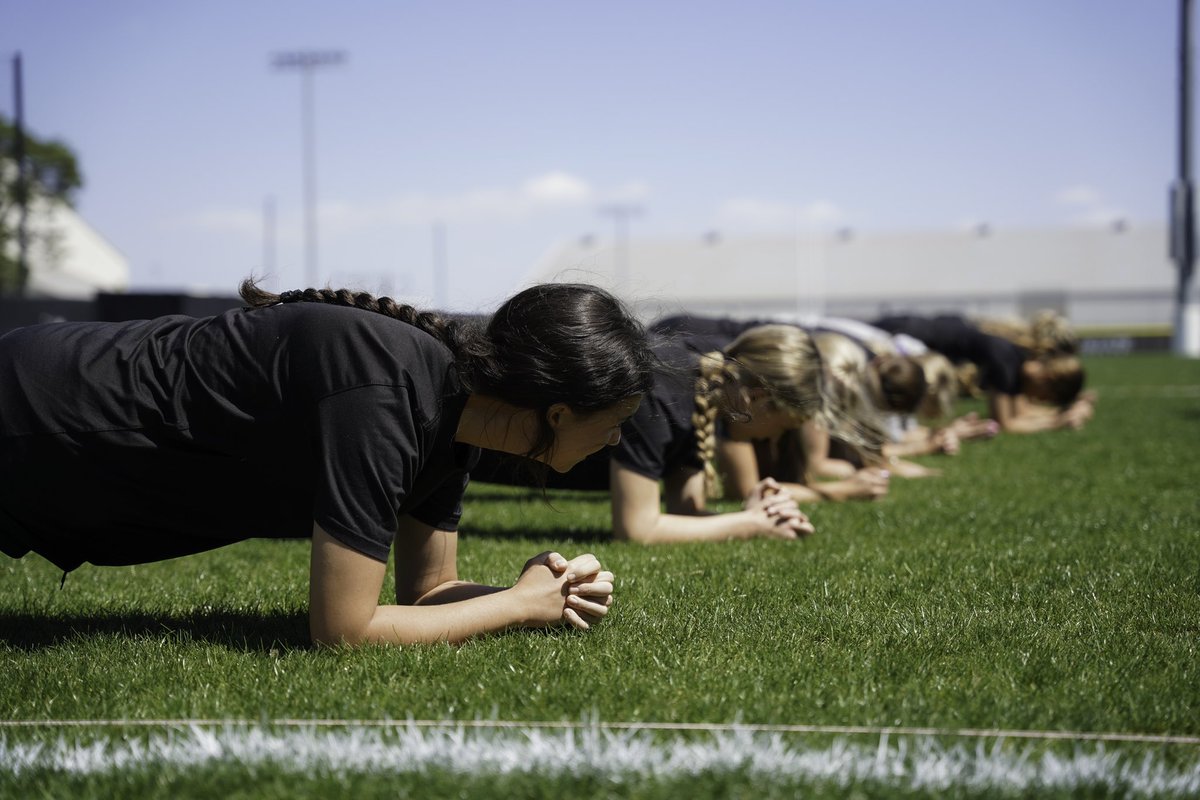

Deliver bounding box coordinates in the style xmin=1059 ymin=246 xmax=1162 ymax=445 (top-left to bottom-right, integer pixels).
xmin=500 ymin=584 xmax=541 ymax=629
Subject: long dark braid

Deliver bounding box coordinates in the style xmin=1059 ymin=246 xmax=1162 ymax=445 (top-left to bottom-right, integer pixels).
xmin=240 ymin=279 xmax=656 ymax=462
xmin=239 ymin=280 xmax=491 ymax=371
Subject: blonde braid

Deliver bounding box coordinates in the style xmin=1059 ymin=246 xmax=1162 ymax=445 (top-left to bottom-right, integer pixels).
xmin=692 ymin=350 xmax=729 ymax=499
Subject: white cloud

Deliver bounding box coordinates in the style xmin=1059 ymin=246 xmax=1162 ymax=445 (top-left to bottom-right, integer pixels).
xmin=605 ymin=180 xmax=652 ymax=204
xmin=1054 ymin=185 xmax=1103 ymax=208
xmin=171 ymin=208 xmax=262 ymax=237
xmin=715 ymin=197 xmax=846 ymax=232
xmin=172 ymin=171 xmax=611 ymax=241
xmin=321 ymin=171 xmax=599 ymax=233
xmin=1053 ymin=184 xmax=1125 ymax=226
xmin=523 ymin=171 xmax=593 ymax=205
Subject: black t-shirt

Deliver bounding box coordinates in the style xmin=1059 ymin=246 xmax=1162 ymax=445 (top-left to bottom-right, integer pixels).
xmin=0 ymin=303 xmax=477 ymax=571
xmin=871 ymin=314 xmax=1026 ymax=396
xmin=611 ymin=337 xmax=705 ymax=481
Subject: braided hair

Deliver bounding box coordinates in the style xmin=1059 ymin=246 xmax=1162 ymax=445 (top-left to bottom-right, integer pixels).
xmin=691 ymin=350 xmax=733 ymax=498
xmin=240 ymin=280 xmax=656 ymax=461
xmin=689 ymin=324 xmax=831 ymax=498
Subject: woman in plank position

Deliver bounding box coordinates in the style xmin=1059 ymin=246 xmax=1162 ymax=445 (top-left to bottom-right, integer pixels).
xmin=477 ymin=322 xmax=881 ymax=542
xmin=0 ymin=281 xmax=654 ymax=646
xmin=871 ymin=313 xmax=1093 ymax=434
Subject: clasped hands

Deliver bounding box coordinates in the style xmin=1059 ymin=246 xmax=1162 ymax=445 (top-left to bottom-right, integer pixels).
xmin=514 ymin=551 xmax=614 ymax=632
xmin=743 ymin=477 xmax=815 ymax=539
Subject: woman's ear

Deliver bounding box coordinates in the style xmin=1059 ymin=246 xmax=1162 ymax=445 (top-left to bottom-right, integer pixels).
xmin=545 ymin=402 xmax=571 ymax=430
xmin=746 ymin=387 xmax=771 ymax=410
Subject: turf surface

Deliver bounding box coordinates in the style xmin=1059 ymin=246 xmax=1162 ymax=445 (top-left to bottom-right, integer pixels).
xmin=1 ymin=354 xmax=1198 ymax=796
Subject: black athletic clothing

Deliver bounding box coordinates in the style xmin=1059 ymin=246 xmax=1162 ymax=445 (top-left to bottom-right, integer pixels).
xmin=0 ymin=303 xmax=477 ymax=572
xmin=615 ymin=337 xmax=704 ymax=481
xmin=872 ymin=314 xmax=1026 ymax=396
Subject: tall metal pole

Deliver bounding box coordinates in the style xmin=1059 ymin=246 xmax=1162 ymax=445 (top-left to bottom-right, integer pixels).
xmin=262 ymin=195 xmax=276 ymax=278
xmin=598 ymin=204 xmax=642 ymax=283
xmin=1171 ymin=0 xmax=1198 ymax=356
xmin=272 ymin=50 xmax=345 ymax=289
xmin=432 ymin=220 xmax=448 ymax=308
xmin=12 ymin=52 xmax=29 ymax=294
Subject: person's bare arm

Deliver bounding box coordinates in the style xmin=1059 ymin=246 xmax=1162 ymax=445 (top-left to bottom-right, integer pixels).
xmin=609 ymin=461 xmax=806 ymax=543
xmin=990 ymin=393 xmax=1086 ymax=433
xmin=801 ymin=420 xmax=857 ymax=479
xmin=716 ymin=437 xmax=883 ymax=503
xmin=308 ymin=523 xmax=611 ymax=646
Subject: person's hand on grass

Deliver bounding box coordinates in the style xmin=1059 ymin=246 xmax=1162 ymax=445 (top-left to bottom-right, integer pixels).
xmin=743 ymin=478 xmax=815 ymax=539
xmin=885 ymin=458 xmax=942 ymax=479
xmin=849 ymin=467 xmax=890 ymax=500
xmin=951 ymin=412 xmax=1000 ymax=442
xmin=513 ymin=551 xmax=613 ymax=631
xmin=929 ymin=427 xmax=960 ymax=456
xmin=1059 ymin=400 xmax=1092 ymax=430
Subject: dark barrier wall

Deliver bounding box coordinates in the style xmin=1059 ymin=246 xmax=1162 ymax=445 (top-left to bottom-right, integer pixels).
xmin=0 ymin=298 xmax=96 ymax=332
xmin=94 ymin=293 xmax=242 ymax=322
xmin=0 ymin=293 xmax=242 ymax=336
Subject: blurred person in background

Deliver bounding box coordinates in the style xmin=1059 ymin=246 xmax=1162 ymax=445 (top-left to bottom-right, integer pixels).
xmin=478 ymin=320 xmax=889 ymax=541
xmin=871 ymin=313 xmax=1093 ymax=434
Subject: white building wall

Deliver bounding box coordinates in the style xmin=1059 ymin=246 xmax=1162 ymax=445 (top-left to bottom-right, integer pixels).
xmin=528 ymin=222 xmax=1184 ymax=328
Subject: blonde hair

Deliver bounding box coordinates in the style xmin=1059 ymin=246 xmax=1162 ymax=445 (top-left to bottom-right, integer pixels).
xmin=977 ymin=310 xmax=1078 ymax=358
xmin=810 ymin=333 xmax=890 ymax=448
xmin=691 ymin=324 xmax=826 ymax=498
xmin=914 ymin=352 xmax=956 ymax=420
xmin=690 ymin=325 xmax=886 ymax=497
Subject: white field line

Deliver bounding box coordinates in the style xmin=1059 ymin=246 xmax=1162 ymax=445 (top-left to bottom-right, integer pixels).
xmin=0 ymin=718 xmax=1197 ymax=745
xmin=1 ymin=725 xmax=1199 ymax=796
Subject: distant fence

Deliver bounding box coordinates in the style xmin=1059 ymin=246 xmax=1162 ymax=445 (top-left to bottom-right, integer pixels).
xmin=0 ymin=293 xmax=242 ymax=336
xmin=0 ymin=291 xmax=1175 ymax=354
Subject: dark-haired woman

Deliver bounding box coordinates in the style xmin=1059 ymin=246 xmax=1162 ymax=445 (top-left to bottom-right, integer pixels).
xmin=477 ymin=323 xmax=864 ymax=541
xmin=0 ymin=281 xmax=655 ymax=646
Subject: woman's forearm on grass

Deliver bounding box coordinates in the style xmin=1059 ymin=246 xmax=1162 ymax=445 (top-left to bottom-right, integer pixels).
xmin=359 ymin=590 xmax=531 ymax=646
xmin=778 ymin=481 xmax=829 ymax=503
xmin=614 ymin=507 xmax=770 ymax=543
xmin=310 ymin=524 xmax=560 ymax=647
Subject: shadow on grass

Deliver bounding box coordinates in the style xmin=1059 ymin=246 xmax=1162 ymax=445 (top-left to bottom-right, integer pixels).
xmin=460 ymin=523 xmax=613 ymax=544
xmin=0 ymin=608 xmax=311 ymax=652
xmin=466 ymin=487 xmax=611 ymax=504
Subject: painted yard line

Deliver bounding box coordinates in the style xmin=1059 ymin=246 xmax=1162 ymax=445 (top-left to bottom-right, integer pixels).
xmin=0 ymin=718 xmax=1197 ymax=745
xmin=3 ymin=725 xmax=1200 ymax=796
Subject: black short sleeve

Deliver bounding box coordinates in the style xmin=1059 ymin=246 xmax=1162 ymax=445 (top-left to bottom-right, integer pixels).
xmin=311 ymin=385 xmax=422 ymax=563
xmin=611 ymin=339 xmax=703 ymax=480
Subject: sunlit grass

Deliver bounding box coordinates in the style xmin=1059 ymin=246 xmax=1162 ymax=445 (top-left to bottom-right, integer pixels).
xmin=1 ymin=354 xmax=1198 ymax=796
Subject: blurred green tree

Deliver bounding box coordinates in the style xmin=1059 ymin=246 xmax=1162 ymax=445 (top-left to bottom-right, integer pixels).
xmin=0 ymin=114 xmax=83 ymax=293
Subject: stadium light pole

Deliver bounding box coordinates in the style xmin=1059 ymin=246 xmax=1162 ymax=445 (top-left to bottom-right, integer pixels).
xmin=432 ymin=220 xmax=448 ymax=308
xmin=271 ymin=50 xmax=346 ymax=289
xmin=10 ymin=52 xmax=29 ymax=295
xmin=1171 ymin=0 xmax=1199 ymax=356
xmin=598 ymin=204 xmax=642 ymax=283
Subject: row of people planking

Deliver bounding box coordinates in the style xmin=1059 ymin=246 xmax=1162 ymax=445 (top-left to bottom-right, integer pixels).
xmin=0 ymin=280 xmax=1093 ymax=647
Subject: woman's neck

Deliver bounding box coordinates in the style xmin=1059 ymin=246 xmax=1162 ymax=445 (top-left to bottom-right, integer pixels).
xmin=455 ymin=394 xmax=539 ymax=455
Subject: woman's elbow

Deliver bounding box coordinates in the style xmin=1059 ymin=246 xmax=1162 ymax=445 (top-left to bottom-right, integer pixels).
xmin=309 ymin=613 xmax=371 ymax=648
xmin=612 ymin=516 xmax=656 ymax=544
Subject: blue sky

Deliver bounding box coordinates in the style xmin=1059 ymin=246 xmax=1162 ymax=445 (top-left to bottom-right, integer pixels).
xmin=1 ymin=1 xmax=1180 ymax=310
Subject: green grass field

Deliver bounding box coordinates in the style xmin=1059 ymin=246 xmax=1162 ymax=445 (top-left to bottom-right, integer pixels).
xmin=2 ymin=355 xmax=1198 ymax=798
